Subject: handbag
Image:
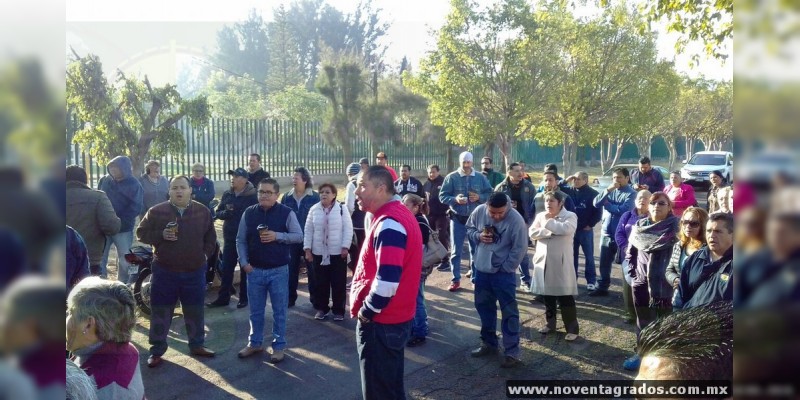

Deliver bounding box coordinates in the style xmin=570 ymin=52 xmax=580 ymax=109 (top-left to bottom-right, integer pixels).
xmin=422 ymin=224 xmax=449 ymax=276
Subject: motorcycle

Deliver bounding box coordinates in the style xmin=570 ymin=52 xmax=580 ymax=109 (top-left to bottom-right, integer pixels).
xmin=128 ymin=199 xmax=222 ymax=316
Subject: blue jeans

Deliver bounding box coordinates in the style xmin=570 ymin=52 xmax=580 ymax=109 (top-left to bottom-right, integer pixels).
xmin=573 ymin=229 xmax=597 ymax=285
xmin=100 ymin=230 xmax=134 ymax=283
xmin=449 ymin=219 xmax=476 ymax=283
xmin=357 ymin=319 xmax=411 ymax=400
xmin=473 ymin=270 xmax=520 ymax=357
xmin=247 ymin=266 xmax=289 ymax=350
xmin=148 ymin=264 xmax=206 ymax=357
xmin=597 ymin=236 xmax=617 ymax=291
xmin=216 ymin=240 xmax=247 ymax=303
xmin=518 ymin=253 xmax=531 ymax=286
xmin=410 ymin=277 xmax=428 ymax=338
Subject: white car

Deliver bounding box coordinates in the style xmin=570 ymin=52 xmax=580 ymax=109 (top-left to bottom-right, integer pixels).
xmin=680 ymin=151 xmax=733 ymax=185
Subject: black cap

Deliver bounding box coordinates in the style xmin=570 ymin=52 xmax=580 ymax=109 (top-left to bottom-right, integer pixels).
xmin=359 ymin=158 xmax=369 ymax=165
xmin=227 ymin=167 xmax=248 ymax=178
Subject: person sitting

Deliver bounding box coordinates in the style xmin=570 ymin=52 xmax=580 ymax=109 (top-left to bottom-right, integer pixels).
xmin=67 ymin=277 xmax=144 ymax=400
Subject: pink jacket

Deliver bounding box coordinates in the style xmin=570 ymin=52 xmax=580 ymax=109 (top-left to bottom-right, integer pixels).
xmin=664 ymin=183 xmax=696 ymax=217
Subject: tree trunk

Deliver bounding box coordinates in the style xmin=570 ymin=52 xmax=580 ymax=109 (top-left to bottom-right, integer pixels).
xmin=610 ymin=139 xmax=624 ymax=169
xmin=599 ymin=138 xmax=607 ymax=173
xmin=577 ymin=146 xmax=586 ymax=167
xmin=590 ymin=146 xmax=597 ymax=167
xmin=666 ymin=136 xmax=678 ymax=170
xmin=497 ymin=135 xmax=513 ymax=171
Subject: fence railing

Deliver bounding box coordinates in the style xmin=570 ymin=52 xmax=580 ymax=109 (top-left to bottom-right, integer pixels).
xmin=66 ymin=115 xmax=702 ymax=188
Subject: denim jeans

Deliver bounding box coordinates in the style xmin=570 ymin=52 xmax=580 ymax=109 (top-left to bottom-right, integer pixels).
xmin=449 ymin=219 xmax=476 ymax=283
xmin=216 ymin=240 xmax=247 ymax=304
xmin=473 ymin=270 xmax=520 ymax=357
xmin=518 ymin=253 xmax=531 ymax=286
xmin=357 ymin=319 xmax=411 ymax=400
xmin=148 ymin=264 xmax=206 ymax=357
xmin=573 ymin=229 xmax=597 ymax=285
xmin=410 ymin=277 xmax=428 ymax=338
xmin=596 ymin=236 xmax=617 ymax=291
xmin=247 ymin=265 xmax=289 ymax=350
xmin=101 ymin=230 xmax=135 ymax=283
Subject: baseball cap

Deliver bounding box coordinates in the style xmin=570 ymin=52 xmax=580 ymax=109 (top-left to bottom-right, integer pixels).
xmin=347 ymin=163 xmax=360 ymax=176
xmin=227 ymin=167 xmax=248 ymax=178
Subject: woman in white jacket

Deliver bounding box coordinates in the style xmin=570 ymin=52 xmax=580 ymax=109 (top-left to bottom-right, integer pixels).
xmin=529 ymin=191 xmax=580 ymax=341
xmin=304 ymin=183 xmax=353 ymax=321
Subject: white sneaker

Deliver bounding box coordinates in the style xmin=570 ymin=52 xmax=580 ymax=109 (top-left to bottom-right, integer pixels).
xmin=586 ymin=283 xmax=597 ymax=291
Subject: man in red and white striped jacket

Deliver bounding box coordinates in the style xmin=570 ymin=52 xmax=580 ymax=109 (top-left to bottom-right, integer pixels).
xmin=350 ymin=166 xmax=422 ymax=400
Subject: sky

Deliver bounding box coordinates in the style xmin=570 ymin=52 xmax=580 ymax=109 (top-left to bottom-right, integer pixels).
xmin=66 ymin=0 xmax=732 ymax=82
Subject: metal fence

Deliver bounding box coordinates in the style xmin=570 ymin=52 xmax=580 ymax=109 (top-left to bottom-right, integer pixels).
xmin=67 ymin=115 xmax=708 ymax=188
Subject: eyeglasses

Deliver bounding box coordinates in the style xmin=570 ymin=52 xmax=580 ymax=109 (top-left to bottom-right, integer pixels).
xmin=649 ymin=201 xmax=669 ymax=206
xmin=257 ymin=190 xmax=276 ymax=196
xmin=681 ymin=220 xmax=701 ymax=228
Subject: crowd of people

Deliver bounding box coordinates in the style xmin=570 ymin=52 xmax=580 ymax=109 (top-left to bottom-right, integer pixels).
xmin=56 ymin=150 xmax=741 ymax=399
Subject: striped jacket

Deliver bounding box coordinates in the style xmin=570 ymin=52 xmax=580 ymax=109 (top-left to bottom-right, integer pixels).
xmin=349 ymin=200 xmax=422 ymax=324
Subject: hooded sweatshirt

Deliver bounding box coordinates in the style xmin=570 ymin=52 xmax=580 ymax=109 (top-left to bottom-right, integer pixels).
xmin=466 ymin=204 xmax=528 ymax=274
xmin=97 ymin=156 xmax=143 ymax=232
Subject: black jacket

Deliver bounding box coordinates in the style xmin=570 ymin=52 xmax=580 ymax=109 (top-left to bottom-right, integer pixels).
xmin=423 ymin=175 xmax=447 ymax=216
xmin=215 ymin=182 xmax=258 ymax=240
xmin=677 ymin=246 xmax=733 ymax=309
xmin=247 ymin=168 xmax=270 ymax=189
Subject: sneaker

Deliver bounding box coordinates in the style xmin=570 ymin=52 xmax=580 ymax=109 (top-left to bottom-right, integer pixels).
xmin=448 ymin=282 xmax=461 ymax=292
xmin=623 ymin=354 xmax=641 ymax=371
xmin=470 ymin=343 xmax=495 ymax=358
xmin=586 ymin=283 xmax=597 ymax=291
xmin=465 ymin=269 xmax=472 ymax=278
xmin=519 ymin=282 xmax=530 ymax=292
xmin=333 ymin=314 xmax=344 ymax=321
xmin=268 ymin=348 xmax=285 ymax=364
xmin=500 ymin=355 xmax=522 ymax=368
xmin=436 ymin=264 xmax=451 ymax=272
xmin=406 ymin=336 xmax=426 ymax=347
xmin=314 ymin=310 xmax=327 ymax=320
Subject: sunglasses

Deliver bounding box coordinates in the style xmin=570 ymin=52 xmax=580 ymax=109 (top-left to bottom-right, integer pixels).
xmin=649 ymin=201 xmax=669 ymax=206
xmin=681 ymin=220 xmax=701 ymax=228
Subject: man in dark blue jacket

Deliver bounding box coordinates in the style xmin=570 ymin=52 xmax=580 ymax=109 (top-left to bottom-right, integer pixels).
xmin=677 ymin=213 xmax=733 ymax=309
xmin=494 ymin=162 xmax=536 ymax=291
xmin=280 ymin=167 xmax=320 ymax=306
xmin=235 ymin=178 xmax=303 ymax=363
xmin=98 ymin=156 xmax=143 ymax=283
xmin=207 ymin=168 xmax=258 ymax=308
xmin=565 ymin=171 xmax=602 ymax=290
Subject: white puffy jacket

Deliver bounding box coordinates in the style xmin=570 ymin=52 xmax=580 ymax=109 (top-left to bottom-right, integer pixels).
xmin=303 ymin=202 xmax=354 ymax=256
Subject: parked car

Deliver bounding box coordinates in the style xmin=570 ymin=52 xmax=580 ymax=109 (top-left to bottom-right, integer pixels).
xmin=738 ymin=149 xmax=800 ymax=186
xmin=592 ymin=163 xmax=669 ymax=189
xmin=680 ymin=151 xmax=733 ymax=186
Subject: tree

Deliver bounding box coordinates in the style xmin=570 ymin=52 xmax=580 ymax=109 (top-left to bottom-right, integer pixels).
xmin=600 ymin=0 xmax=732 ymax=60
xmin=203 ymin=71 xmax=269 ymax=119
xmin=407 ymin=0 xmax=562 ymax=167
xmin=213 ymin=9 xmax=270 ymax=88
xmin=66 ymin=52 xmax=210 ymax=176
xmin=266 ymin=84 xmax=328 ymax=121
xmin=538 ymin=5 xmax=663 ymax=175
xmin=266 ymin=5 xmax=303 ymax=92
xmin=316 ymin=57 xmax=364 ymax=164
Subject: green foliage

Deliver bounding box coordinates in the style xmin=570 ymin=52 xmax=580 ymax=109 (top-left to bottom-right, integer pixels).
xmin=66 ymin=52 xmax=210 ymax=174
xmin=316 ymin=57 xmax=364 ymax=160
xmin=266 ymin=85 xmax=327 ymax=121
xmin=213 ymin=9 xmax=270 ymax=86
xmin=266 ymin=5 xmax=303 ymax=92
xmin=203 ymin=71 xmax=269 ymax=119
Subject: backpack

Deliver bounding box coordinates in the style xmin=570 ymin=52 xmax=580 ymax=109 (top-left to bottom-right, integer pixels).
xmin=421 ymin=222 xmax=449 ymax=276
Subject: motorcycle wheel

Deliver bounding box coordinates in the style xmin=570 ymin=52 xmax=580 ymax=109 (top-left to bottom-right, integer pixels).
xmin=133 ymin=267 xmax=153 ymax=316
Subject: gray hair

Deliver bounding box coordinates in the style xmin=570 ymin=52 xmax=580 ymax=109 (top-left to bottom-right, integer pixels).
xmin=0 ymin=276 xmax=65 ymax=342
xmin=576 ymin=171 xmax=589 ymax=181
xmin=67 ymin=277 xmax=136 ymax=343
xmin=66 ymin=359 xmax=98 ymax=400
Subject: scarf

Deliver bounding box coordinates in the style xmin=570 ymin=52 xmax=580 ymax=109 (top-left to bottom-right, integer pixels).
xmin=629 ymin=214 xmax=679 ymax=254
xmin=321 ymin=203 xmax=333 ymax=265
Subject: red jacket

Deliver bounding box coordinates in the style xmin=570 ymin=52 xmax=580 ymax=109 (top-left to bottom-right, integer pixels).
xmin=349 ymin=200 xmax=422 ymax=324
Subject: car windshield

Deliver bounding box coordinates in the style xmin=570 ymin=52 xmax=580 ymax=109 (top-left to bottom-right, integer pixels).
xmin=688 ymin=154 xmax=726 ymax=165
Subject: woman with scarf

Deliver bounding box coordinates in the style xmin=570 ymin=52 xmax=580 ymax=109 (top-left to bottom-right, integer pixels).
xmin=303 ymin=183 xmax=353 ymax=321
xmin=622 ymin=191 xmax=679 ymax=371
xmin=665 ymin=206 xmax=708 ymax=309
xmin=707 ymin=170 xmax=732 ymax=214
xmin=614 ymin=190 xmax=652 ymax=324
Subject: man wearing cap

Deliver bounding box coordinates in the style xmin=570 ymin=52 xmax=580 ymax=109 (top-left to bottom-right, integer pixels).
xmin=207 ymin=168 xmax=258 ymax=308
xmin=375 ymin=151 xmax=398 ymax=181
xmin=439 ymin=151 xmax=494 ymax=292
xmin=395 ymin=165 xmax=425 ymax=198
xmin=247 ymin=153 xmax=271 ymax=189
xmin=345 ymin=162 xmax=367 ymax=272
xmin=359 ymin=158 xmax=370 ymax=173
